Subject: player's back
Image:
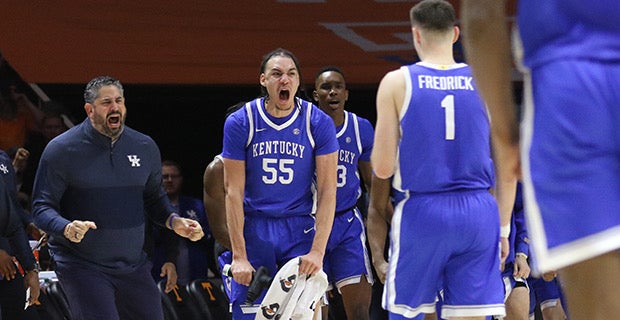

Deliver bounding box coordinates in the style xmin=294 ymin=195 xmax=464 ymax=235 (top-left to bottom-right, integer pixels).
xmin=394 ymin=62 xmax=493 ymax=194
xmin=518 ymin=0 xmax=620 ymax=69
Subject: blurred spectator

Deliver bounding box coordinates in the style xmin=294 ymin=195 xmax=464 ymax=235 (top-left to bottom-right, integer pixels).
xmin=150 ymin=160 xmax=215 ymax=286
xmin=0 ymin=85 xmax=44 ymax=151
xmin=6 ymin=146 xmax=29 ymax=192
xmin=22 ymin=104 xmax=73 ymax=195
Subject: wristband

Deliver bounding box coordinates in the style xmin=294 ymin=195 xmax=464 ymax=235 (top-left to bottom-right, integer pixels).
xmin=27 ymin=262 xmax=41 ymax=274
xmin=500 ymin=224 xmax=511 ymax=238
xmin=516 ymin=252 xmax=528 ymax=260
xmin=167 ymin=213 xmax=180 ymax=229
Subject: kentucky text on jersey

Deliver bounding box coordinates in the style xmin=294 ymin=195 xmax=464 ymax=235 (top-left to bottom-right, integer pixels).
xmin=418 ymin=75 xmax=474 ymax=91
xmin=252 ymin=140 xmax=306 ymax=158
xmin=339 ymin=149 xmax=356 ymax=165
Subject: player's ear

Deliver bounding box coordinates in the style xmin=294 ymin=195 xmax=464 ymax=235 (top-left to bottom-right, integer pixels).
xmin=84 ymin=103 xmax=93 ymax=117
xmin=452 ymin=26 xmax=460 ymax=44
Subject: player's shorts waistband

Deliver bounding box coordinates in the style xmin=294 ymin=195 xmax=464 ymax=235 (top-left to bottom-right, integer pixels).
xmin=336 ymin=205 xmax=357 ymax=216
xmin=407 ymin=187 xmax=490 ymax=199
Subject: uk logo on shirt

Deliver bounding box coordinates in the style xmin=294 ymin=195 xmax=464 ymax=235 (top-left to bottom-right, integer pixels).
xmin=127 ymin=155 xmax=141 ymax=167
xmin=185 ymin=209 xmax=198 ymax=220
xmin=0 ymin=163 xmax=8 ymax=174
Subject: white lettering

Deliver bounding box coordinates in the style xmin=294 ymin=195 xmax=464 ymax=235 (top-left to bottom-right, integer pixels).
xmin=251 ymin=141 xmax=306 ymax=159
xmin=338 ymin=150 xmax=356 ymax=165
xmin=417 ymin=75 xmax=475 ymax=91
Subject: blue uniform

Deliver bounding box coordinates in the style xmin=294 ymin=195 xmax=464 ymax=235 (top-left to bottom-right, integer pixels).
xmin=0 ymin=151 xmax=38 ymax=320
xmin=151 ymin=195 xmax=213 ymax=285
xmin=222 ymin=97 xmax=338 ymax=319
xmin=385 ymin=62 xmax=504 ymax=319
xmin=518 ymin=0 xmax=620 ymax=273
xmin=324 ymin=111 xmax=374 ymax=290
xmin=527 ymin=276 xmax=568 ymax=318
xmin=32 ymin=118 xmax=172 ymax=320
xmin=0 ymin=150 xmax=37 ymax=273
xmin=501 ymin=184 xmax=529 ymax=301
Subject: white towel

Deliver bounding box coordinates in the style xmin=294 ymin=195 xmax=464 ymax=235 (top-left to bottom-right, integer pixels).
xmin=255 ymin=257 xmax=328 ymax=320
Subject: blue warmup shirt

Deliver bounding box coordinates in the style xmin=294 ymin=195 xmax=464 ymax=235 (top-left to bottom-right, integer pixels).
xmin=0 ymin=150 xmax=33 ymax=227
xmin=0 ymin=150 xmax=37 ymax=274
xmin=32 ymin=118 xmax=174 ymax=273
xmin=0 ymin=155 xmax=36 ymax=280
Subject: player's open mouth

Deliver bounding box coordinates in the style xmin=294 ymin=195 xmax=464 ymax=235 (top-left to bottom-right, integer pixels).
xmin=329 ymin=100 xmax=340 ymax=107
xmin=279 ymin=89 xmax=290 ymax=101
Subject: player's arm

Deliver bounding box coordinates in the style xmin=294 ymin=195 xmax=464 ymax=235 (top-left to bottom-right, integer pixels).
xmin=461 ymin=0 xmax=519 ymax=262
xmin=366 ymin=174 xmax=393 ymax=284
xmin=513 ymin=206 xmax=530 ymax=278
xmin=371 ymin=69 xmax=404 ymax=179
xmin=460 ymin=0 xmax=518 ymax=150
xmin=301 ymin=150 xmax=337 ymax=276
xmin=359 ymin=160 xmax=373 ymax=196
xmin=223 ymin=157 xmax=253 ymax=285
xmin=203 ymin=157 xmax=231 ymax=250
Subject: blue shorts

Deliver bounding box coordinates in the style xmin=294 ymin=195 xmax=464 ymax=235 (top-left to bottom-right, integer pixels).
xmin=522 ymin=60 xmax=620 ymax=272
xmin=324 ymin=207 xmax=373 ymax=291
xmin=527 ymin=276 xmax=565 ymax=315
xmin=501 ymin=263 xmax=529 ymax=302
xmin=384 ymin=190 xmax=505 ymax=319
xmin=230 ymin=214 xmax=315 ymax=319
xmin=217 ymin=250 xmax=233 ymax=300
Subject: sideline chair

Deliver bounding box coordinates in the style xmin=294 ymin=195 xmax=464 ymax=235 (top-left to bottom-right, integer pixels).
xmin=186 ymin=278 xmax=231 ymax=320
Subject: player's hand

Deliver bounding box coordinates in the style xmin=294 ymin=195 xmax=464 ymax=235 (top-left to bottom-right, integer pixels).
xmin=500 ymin=236 xmax=510 ymax=267
xmin=231 ymin=258 xmax=255 ymax=286
xmin=172 ymin=217 xmax=205 ymax=241
xmin=26 ymin=223 xmax=47 ymax=247
xmin=299 ymin=250 xmax=323 ymax=276
xmin=12 ymin=147 xmax=29 ymax=172
xmin=24 ymin=270 xmax=40 ymax=306
xmin=160 ymin=262 xmax=178 ymax=293
xmin=542 ymin=271 xmax=557 ymax=281
xmin=0 ymin=249 xmax=16 ymax=280
xmin=63 ymin=220 xmax=97 ymax=243
xmin=373 ymin=259 xmax=389 ymax=284
xmin=513 ymin=254 xmax=531 ymax=279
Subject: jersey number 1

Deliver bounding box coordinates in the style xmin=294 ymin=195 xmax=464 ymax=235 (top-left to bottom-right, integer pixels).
xmin=441 ymin=95 xmax=455 ymax=140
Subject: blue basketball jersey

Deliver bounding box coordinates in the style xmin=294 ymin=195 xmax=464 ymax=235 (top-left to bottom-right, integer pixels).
xmin=518 ymin=0 xmax=620 ymax=69
xmin=395 ymin=62 xmax=494 ymax=194
xmin=222 ymin=97 xmax=338 ymax=218
xmin=335 ymin=111 xmax=374 ymax=212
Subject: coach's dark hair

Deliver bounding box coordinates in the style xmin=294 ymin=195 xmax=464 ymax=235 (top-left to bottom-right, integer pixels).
xmin=84 ymin=76 xmax=124 ymax=104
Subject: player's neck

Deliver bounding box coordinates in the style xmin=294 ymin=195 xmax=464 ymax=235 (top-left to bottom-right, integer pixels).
xmin=331 ymin=110 xmax=345 ymax=127
xmin=418 ymin=47 xmax=456 ymax=66
xmin=264 ymin=97 xmax=294 ymax=118
xmin=168 ymin=194 xmax=180 ymax=205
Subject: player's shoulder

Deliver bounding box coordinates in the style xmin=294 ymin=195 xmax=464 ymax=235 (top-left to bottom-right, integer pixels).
xmin=206 ymin=154 xmax=224 ymax=172
xmin=350 ymin=112 xmax=372 ymax=126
